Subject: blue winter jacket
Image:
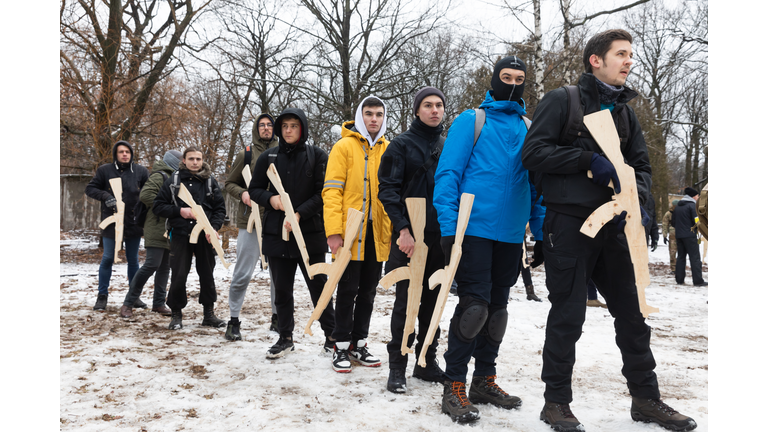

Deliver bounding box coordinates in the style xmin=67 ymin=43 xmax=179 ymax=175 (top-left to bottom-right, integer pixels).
xmin=434 ymin=91 xmax=531 ymax=243
xmin=528 ymin=181 xmax=545 ymax=241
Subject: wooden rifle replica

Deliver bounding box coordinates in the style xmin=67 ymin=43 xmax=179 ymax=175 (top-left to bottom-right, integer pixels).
xmin=417 ymin=192 xmax=474 ymax=367
xmin=177 ymin=183 xmax=232 ymax=269
xmin=98 ymin=177 xmax=126 ymax=263
xmin=304 ymin=207 xmax=364 ymax=336
xmin=581 ymin=109 xmax=658 ymax=318
xmin=266 ymin=163 xmax=312 ymax=276
xmin=378 ymin=198 xmax=428 ymax=356
xmin=241 ymin=167 xmax=268 ymax=270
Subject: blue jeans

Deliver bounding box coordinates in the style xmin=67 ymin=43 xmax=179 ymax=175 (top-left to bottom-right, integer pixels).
xmin=98 ymin=236 xmax=141 ymax=296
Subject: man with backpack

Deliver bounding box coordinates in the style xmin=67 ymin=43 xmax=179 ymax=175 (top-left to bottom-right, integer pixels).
xmin=522 ymin=29 xmax=697 ymax=431
xmin=247 ymin=108 xmax=335 ymax=359
xmin=223 ymin=113 xmax=279 ymax=341
xmin=433 ymin=56 xmax=531 ymax=423
xmin=85 ymin=140 xmax=149 ymax=311
xmin=152 ymin=146 xmax=228 ymax=330
xmin=119 ymin=149 xmax=182 ymax=318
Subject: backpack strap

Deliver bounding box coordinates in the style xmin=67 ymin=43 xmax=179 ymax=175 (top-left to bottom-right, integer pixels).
xmin=244 ymin=145 xmax=252 ymax=166
xmin=170 ymin=171 xmax=180 ymax=207
xmin=473 ymin=108 xmax=486 ymax=148
xmin=561 ymin=85 xmax=588 ymax=145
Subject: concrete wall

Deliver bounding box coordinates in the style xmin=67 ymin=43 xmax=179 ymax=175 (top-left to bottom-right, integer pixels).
xmin=60 ymin=174 xmax=102 ymax=231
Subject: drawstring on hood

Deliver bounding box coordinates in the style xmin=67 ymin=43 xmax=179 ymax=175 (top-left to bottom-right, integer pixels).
xmin=354 ymin=96 xmax=388 ymax=148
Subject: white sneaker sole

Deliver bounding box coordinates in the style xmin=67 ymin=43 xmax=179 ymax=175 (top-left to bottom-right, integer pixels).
xmin=266 ymin=346 xmax=294 ymax=359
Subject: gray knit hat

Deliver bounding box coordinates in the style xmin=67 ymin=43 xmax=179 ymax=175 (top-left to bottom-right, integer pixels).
xmin=163 ymin=150 xmax=182 ymax=171
xmin=413 ymin=86 xmax=446 ymax=117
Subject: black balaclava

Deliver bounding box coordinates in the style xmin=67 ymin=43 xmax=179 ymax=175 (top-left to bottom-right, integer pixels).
xmin=491 ymin=55 xmax=527 ymax=103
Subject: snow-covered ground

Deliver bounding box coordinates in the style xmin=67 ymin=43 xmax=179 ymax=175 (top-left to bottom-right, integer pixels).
xmin=59 ymin=234 xmax=708 ymax=431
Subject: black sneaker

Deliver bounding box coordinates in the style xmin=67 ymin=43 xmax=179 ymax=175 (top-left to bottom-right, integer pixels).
xmin=349 ymin=340 xmax=381 ymax=367
xmin=441 ymin=380 xmax=480 ymax=423
xmin=322 ymin=337 xmax=335 ymax=355
xmin=631 ymin=397 xmax=697 ymax=431
xmin=169 ymin=310 xmax=183 ymax=330
xmin=387 ymin=368 xmax=407 ymax=393
xmin=225 ymin=318 xmax=242 ymax=341
xmin=133 ymin=298 xmax=148 ymax=309
xmin=93 ymin=294 xmax=108 ymax=311
xmin=468 ymin=375 xmax=522 ymax=409
xmin=540 ymin=401 xmax=584 ymax=432
xmin=266 ymin=337 xmax=294 ymax=359
xmin=269 ymin=313 xmax=278 ymax=332
xmin=332 ymin=342 xmax=352 ymax=373
xmin=413 ymin=358 xmax=444 ymax=383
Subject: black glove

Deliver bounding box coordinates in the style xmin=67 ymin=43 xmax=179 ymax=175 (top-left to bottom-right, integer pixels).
xmin=105 ymin=196 xmax=117 ymax=212
xmin=590 ymin=153 xmax=621 ymax=193
xmin=440 ymin=235 xmax=455 ymax=266
xmin=612 ymin=211 xmax=628 ymax=232
xmin=651 ymin=239 xmax=657 ymax=252
xmin=640 ymin=206 xmax=651 ymax=227
xmin=530 ymin=241 xmax=544 ymax=268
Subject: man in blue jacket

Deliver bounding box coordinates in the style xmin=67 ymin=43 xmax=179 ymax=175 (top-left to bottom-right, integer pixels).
xmin=433 ymin=55 xmax=530 ymax=423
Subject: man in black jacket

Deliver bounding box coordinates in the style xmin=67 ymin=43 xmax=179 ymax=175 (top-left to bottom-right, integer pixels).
xmin=85 ymin=141 xmax=149 ymax=311
xmin=152 ymin=146 xmax=228 ymax=330
xmin=248 ymin=108 xmax=335 ymax=359
xmin=522 ymin=29 xmax=696 ymax=432
xmin=672 ymin=187 xmax=707 ymax=287
xmin=378 ymin=87 xmax=447 ymax=393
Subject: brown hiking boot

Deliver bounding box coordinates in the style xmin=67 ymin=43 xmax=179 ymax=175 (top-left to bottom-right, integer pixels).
xmin=152 ymin=305 xmax=172 ymax=316
xmin=468 ymin=375 xmax=522 ymax=409
xmin=631 ymin=397 xmax=697 ymax=431
xmin=525 ymin=284 xmax=542 ymax=302
xmin=540 ymin=401 xmax=584 ymax=432
xmin=119 ymin=305 xmax=133 ymax=318
xmin=586 ymin=299 xmax=607 ymax=308
xmin=441 ymin=380 xmax=480 ymax=423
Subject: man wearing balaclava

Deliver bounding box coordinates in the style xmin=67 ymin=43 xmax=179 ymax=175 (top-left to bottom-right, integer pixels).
xmin=322 ymin=96 xmax=392 ymax=373
xmin=432 ymin=55 xmax=531 ymax=423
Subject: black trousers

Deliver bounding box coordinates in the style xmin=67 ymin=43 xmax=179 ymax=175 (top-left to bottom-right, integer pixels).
xmin=167 ymin=232 xmax=217 ymax=311
xmin=386 ymin=232 xmax=445 ymax=370
xmin=541 ymin=210 xmax=660 ymax=403
xmin=332 ymin=220 xmax=382 ymax=343
xmin=269 ymin=253 xmax=334 ymax=339
xmin=675 ymin=237 xmax=704 ymax=285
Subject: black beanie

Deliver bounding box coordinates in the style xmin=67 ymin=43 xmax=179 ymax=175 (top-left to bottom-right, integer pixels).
xmin=684 ymin=187 xmax=699 ymax=197
xmin=491 ymin=55 xmax=527 ymax=102
xmin=413 ymin=87 xmax=446 ymax=117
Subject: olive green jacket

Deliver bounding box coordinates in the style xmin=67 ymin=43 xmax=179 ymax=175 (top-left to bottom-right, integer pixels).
xmin=140 ymin=159 xmax=175 ymax=249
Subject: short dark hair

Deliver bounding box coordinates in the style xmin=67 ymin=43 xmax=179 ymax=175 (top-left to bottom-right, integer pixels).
xmin=362 ymin=98 xmax=384 ymax=109
xmin=583 ymin=29 xmax=633 ymax=73
xmin=183 ymin=146 xmax=203 ymax=159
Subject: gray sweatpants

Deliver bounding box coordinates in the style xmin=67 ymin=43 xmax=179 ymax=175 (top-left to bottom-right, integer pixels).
xmin=229 ymin=228 xmax=276 ymax=318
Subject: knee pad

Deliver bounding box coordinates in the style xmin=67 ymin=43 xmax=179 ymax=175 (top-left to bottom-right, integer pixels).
xmin=483 ymin=307 xmax=509 ymax=346
xmin=451 ymin=297 xmax=489 ymax=343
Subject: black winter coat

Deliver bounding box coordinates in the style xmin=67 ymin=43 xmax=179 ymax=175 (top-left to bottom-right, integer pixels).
xmin=671 ymin=198 xmax=698 ymax=239
xmin=521 ymin=73 xmax=652 ymax=219
xmin=378 ymin=118 xmax=444 ymax=239
xmin=85 ymin=141 xmax=149 ymax=239
xmin=152 ymin=162 xmax=226 ymax=238
xmin=248 ymin=108 xmax=328 ymax=258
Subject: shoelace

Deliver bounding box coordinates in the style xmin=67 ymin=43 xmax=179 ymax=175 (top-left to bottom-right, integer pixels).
xmin=652 ymin=399 xmax=679 ymax=415
xmin=485 ymin=375 xmax=509 ymax=396
xmin=557 ymin=403 xmax=577 ymax=419
xmin=451 ymin=382 xmax=471 ymax=407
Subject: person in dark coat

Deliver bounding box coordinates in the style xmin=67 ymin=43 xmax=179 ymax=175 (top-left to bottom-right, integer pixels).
xmin=644 ymin=192 xmax=659 ymax=251
xmin=522 ymin=29 xmax=696 ymax=432
xmin=247 ymin=108 xmax=335 ymax=359
xmin=672 ymin=187 xmax=707 ymax=286
xmin=85 ymin=140 xmax=149 ymax=311
xmin=152 ymin=146 xmax=228 ymax=330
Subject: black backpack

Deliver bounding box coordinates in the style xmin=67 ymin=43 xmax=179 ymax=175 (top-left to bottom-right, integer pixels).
xmin=133 ymin=171 xmax=169 ymax=226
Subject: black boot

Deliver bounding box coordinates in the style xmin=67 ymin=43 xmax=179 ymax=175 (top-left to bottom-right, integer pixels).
xmin=413 ymin=358 xmax=445 ymax=383
xmin=387 ymin=368 xmax=407 ymax=393
xmin=169 ymin=309 xmax=183 ymax=330
xmin=526 ymin=285 xmax=542 ymax=302
xmin=225 ymin=318 xmax=242 ymax=341
xmin=269 ymin=313 xmax=278 ymax=332
xmin=201 ymin=304 xmax=226 ymax=328
xmin=93 ymin=294 xmax=108 ymax=311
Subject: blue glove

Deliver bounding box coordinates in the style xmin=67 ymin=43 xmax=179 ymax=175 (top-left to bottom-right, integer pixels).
xmin=590 ymin=153 xmax=621 ymax=194
xmin=612 ymin=211 xmax=628 ymax=232
xmin=640 ymin=206 xmax=651 ymax=227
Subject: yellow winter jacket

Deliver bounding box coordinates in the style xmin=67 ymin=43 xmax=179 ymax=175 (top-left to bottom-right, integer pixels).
xmin=323 ymin=120 xmax=392 ymax=261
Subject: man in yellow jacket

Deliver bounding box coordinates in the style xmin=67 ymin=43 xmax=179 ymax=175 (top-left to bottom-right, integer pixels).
xmin=323 ymin=95 xmax=393 ymax=373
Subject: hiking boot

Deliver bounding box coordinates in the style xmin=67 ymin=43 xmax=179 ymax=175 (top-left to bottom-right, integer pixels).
xmin=93 ymin=294 xmax=108 ymax=311
xmin=526 ymin=284 xmax=542 ymax=302
xmin=269 ymin=313 xmax=278 ymax=332
xmin=266 ymin=337 xmax=294 ymax=359
xmin=119 ymin=305 xmax=133 ymax=318
xmin=169 ymin=310 xmax=183 ymax=330
xmin=332 ymin=342 xmax=352 ymax=373
xmin=152 ymin=305 xmax=172 ymax=316
xmin=225 ymin=318 xmax=242 ymax=341
xmin=630 ymin=397 xmax=697 ymax=431
xmin=693 ymin=281 xmax=708 ymax=287
xmin=201 ymin=304 xmax=226 ymax=328
xmin=133 ymin=298 xmax=148 ymax=309
xmin=468 ymin=375 xmax=522 ymax=409
xmin=413 ymin=358 xmax=444 ymax=383
xmin=349 ymin=340 xmax=381 ymax=367
xmin=441 ymin=380 xmax=480 ymax=423
xmin=540 ymin=401 xmax=584 ymax=432
xmin=387 ymin=368 xmax=407 ymax=393
xmin=322 ymin=337 xmax=335 ymax=355
xmin=587 ymin=299 xmax=607 ymax=308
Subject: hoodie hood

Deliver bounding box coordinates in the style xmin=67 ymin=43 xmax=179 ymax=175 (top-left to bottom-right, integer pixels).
xmin=253 ymin=113 xmax=277 ymax=145
xmin=112 ymin=140 xmax=135 ymax=168
xmin=353 ymin=96 xmax=387 ymax=148
xmin=179 ymin=160 xmax=213 ymax=179
xmin=275 ymin=108 xmax=309 ymax=148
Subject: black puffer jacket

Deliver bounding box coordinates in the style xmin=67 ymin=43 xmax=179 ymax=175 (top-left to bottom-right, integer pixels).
xmin=152 ymin=161 xmax=226 ymax=238
xmin=521 ymin=73 xmax=652 ymax=219
xmin=671 ymin=197 xmax=698 ymax=239
xmin=248 ymin=108 xmax=329 ymax=258
xmin=85 ymin=141 xmax=149 ymax=239
xmin=378 ymin=117 xmax=444 ymax=240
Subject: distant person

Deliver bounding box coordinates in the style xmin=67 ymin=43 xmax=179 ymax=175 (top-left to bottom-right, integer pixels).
xmin=672 ymin=187 xmax=707 ymax=287
xmin=661 ymin=200 xmax=679 ymax=275
xmin=644 ymin=192 xmax=658 ymax=252
xmin=85 ymin=140 xmax=149 ymax=311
